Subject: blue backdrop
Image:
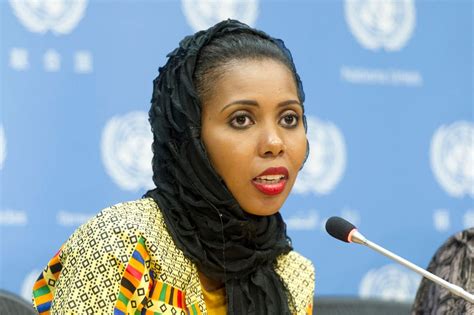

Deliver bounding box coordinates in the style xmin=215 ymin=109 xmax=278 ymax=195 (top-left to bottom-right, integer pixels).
xmin=1 ymin=0 xmax=473 ymax=304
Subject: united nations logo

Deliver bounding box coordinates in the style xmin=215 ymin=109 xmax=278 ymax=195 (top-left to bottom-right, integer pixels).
xmin=430 ymin=121 xmax=474 ymax=198
xmin=9 ymin=0 xmax=88 ymax=35
xmin=181 ymin=0 xmax=259 ymax=31
xmin=293 ymin=116 xmax=346 ymax=195
xmin=345 ymin=0 xmax=416 ymax=51
xmin=101 ymin=111 xmax=154 ymax=192
xmin=359 ymin=264 xmax=421 ymax=302
xmin=0 ymin=125 xmax=6 ymax=170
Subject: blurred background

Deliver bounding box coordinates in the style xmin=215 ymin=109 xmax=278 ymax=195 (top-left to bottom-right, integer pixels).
xmin=1 ymin=0 xmax=472 ymax=305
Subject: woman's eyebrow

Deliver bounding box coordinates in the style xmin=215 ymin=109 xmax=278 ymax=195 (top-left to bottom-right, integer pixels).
xmin=221 ymin=99 xmax=258 ymax=112
xmin=277 ymin=100 xmax=301 ymax=108
xmin=220 ymin=99 xmax=301 ymax=112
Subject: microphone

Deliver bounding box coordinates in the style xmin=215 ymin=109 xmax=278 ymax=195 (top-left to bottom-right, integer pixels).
xmin=325 ymin=216 xmax=474 ymax=304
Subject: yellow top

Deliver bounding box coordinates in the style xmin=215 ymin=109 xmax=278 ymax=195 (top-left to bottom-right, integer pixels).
xmin=200 ymin=285 xmax=313 ymax=315
xmin=201 ymin=285 xmax=227 ymax=315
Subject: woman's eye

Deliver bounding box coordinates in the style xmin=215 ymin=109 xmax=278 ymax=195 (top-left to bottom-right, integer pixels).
xmin=280 ymin=113 xmax=299 ymax=128
xmin=229 ymin=114 xmax=254 ymax=129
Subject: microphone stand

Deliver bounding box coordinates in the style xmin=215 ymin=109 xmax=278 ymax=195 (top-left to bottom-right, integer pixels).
xmin=350 ymin=230 xmax=474 ymax=304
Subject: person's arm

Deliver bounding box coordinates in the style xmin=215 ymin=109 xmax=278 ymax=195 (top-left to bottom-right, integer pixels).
xmin=32 ymin=208 xmax=159 ymax=314
xmin=33 ymin=233 xmax=159 ymax=314
xmin=32 ymin=202 xmax=198 ymax=315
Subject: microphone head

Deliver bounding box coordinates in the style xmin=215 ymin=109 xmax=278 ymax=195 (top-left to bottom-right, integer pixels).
xmin=325 ymin=216 xmax=357 ymax=243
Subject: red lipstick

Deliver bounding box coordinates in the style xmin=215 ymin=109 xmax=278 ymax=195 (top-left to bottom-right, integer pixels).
xmin=252 ymin=167 xmax=289 ymax=196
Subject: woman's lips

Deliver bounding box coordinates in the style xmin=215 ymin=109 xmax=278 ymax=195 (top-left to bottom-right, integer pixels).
xmin=252 ymin=179 xmax=288 ymax=195
xmin=252 ymin=167 xmax=289 ymax=196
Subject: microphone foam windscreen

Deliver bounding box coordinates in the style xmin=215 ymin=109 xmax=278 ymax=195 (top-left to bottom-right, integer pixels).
xmin=325 ymin=216 xmax=356 ymax=243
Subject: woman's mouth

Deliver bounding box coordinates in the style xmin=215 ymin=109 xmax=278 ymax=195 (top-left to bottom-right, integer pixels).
xmin=252 ymin=167 xmax=289 ymax=195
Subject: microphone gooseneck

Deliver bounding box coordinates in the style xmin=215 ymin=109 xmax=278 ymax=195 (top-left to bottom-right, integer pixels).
xmin=325 ymin=216 xmax=474 ymax=304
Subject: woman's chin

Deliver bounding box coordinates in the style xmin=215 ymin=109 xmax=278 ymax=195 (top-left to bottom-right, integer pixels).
xmin=229 ymin=178 xmax=295 ymax=216
xmin=240 ymin=194 xmax=287 ymax=216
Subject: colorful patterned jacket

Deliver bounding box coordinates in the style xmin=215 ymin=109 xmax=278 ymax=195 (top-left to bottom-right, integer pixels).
xmin=33 ymin=198 xmax=315 ymax=314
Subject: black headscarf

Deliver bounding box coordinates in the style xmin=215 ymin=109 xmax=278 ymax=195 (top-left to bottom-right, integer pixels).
xmin=411 ymin=228 xmax=474 ymax=314
xmin=145 ymin=19 xmax=305 ymax=315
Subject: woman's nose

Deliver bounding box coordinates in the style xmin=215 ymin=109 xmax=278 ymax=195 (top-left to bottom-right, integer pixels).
xmin=259 ymin=127 xmax=286 ymax=158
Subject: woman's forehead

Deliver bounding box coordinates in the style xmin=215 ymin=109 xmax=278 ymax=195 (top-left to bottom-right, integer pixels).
xmin=201 ymin=59 xmax=299 ymax=111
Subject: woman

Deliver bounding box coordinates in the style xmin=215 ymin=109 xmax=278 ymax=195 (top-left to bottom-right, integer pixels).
xmin=33 ymin=19 xmax=314 ymax=315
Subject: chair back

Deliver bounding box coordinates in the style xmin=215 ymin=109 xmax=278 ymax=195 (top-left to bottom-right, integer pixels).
xmin=0 ymin=289 xmax=37 ymax=315
xmin=313 ymin=296 xmax=412 ymax=315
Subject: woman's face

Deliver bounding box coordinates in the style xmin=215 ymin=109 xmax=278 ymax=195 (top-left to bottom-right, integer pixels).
xmin=201 ymin=59 xmax=307 ymax=216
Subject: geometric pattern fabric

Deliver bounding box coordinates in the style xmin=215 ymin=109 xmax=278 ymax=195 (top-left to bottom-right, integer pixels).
xmin=33 ymin=198 xmax=314 ymax=314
